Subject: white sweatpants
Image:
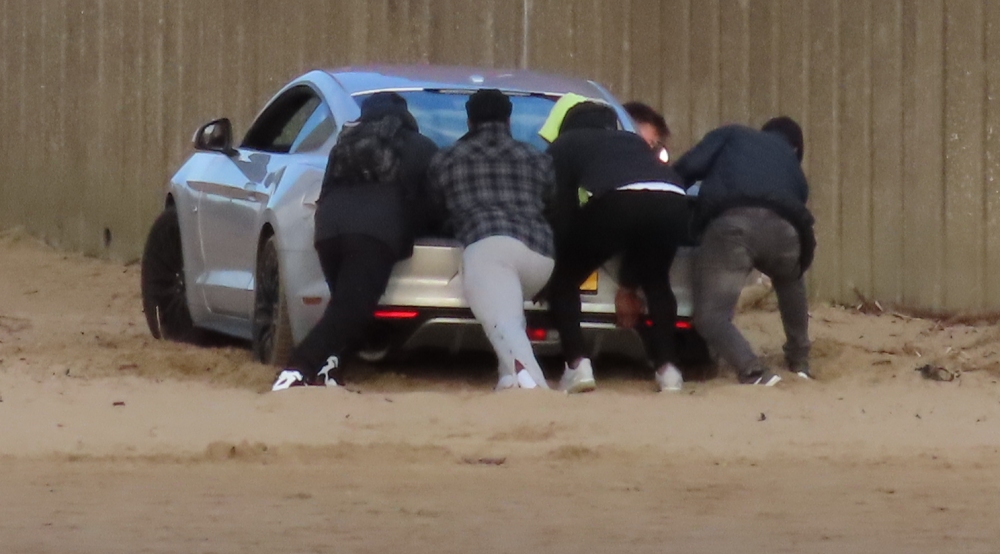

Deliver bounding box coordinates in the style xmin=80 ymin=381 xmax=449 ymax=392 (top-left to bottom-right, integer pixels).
xmin=462 ymin=236 xmax=555 ymax=388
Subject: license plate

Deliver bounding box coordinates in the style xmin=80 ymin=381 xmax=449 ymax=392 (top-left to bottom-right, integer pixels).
xmin=579 ymin=271 xmax=598 ymax=294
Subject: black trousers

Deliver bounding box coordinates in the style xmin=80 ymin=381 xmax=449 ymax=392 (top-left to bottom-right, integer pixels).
xmin=288 ymin=234 xmax=397 ymax=378
xmin=548 ymin=190 xmax=690 ymax=367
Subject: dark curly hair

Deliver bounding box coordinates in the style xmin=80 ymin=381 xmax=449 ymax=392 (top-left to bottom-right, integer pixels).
xmin=762 ymin=116 xmax=804 ymax=162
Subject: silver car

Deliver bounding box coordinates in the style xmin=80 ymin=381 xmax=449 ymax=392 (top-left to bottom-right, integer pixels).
xmin=140 ymin=65 xmax=704 ymax=367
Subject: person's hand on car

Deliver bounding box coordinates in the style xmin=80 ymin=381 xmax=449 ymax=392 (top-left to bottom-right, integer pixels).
xmin=615 ymin=287 xmax=645 ymax=328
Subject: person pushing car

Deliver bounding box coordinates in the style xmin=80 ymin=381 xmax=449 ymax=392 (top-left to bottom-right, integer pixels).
xmin=674 ymin=116 xmax=815 ymax=386
xmin=543 ymin=101 xmax=693 ymax=393
xmin=272 ymin=92 xmax=438 ymax=390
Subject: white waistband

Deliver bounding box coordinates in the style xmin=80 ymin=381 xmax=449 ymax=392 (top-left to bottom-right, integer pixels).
xmin=616 ymin=181 xmax=686 ymax=195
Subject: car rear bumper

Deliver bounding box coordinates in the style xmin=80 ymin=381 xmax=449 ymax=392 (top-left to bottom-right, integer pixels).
xmin=365 ymin=306 xmax=693 ymax=361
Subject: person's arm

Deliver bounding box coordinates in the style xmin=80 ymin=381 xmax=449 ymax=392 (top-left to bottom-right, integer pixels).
xmin=545 ymin=137 xmax=582 ymax=244
xmin=538 ymin=153 xmax=559 ymax=227
xmin=673 ymin=126 xmax=734 ymax=185
xmin=404 ymin=136 xmax=443 ymax=236
xmin=317 ymin=142 xmax=340 ymax=203
xmin=424 ymin=149 xmax=455 ymax=237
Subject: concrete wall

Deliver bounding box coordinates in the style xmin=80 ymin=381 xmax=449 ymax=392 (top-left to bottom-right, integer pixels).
xmin=1 ymin=0 xmax=998 ymax=314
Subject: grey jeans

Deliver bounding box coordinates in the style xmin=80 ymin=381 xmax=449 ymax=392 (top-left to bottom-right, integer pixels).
xmin=463 ymin=236 xmax=555 ymax=387
xmin=693 ymin=207 xmax=811 ymax=376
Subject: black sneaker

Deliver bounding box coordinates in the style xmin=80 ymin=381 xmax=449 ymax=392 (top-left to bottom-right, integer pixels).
xmin=788 ymin=362 xmax=816 ymax=381
xmin=738 ymin=369 xmax=782 ymax=386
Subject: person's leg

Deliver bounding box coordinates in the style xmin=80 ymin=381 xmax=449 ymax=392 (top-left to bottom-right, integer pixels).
xmin=510 ymin=238 xmax=556 ymax=386
xmin=626 ymin=194 xmax=687 ymax=366
xmin=613 ymin=192 xmax=689 ymax=390
xmin=752 ymin=210 xmax=811 ymax=377
xmin=692 ymin=212 xmax=773 ymax=383
xmin=548 ymin=194 xmax=634 ymax=366
xmin=775 ymin=276 xmax=811 ymax=375
xmin=324 ymin=235 xmax=398 ymax=357
xmin=463 ymin=236 xmax=551 ymax=390
xmin=286 ymin=237 xmax=345 ymax=379
xmin=287 ymin=235 xmax=396 ymax=382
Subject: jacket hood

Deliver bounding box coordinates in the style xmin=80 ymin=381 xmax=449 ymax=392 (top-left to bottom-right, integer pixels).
xmin=357 ymin=93 xmax=420 ymax=132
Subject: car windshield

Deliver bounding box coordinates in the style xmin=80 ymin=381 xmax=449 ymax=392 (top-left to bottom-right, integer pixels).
xmin=353 ymin=90 xmax=558 ymax=150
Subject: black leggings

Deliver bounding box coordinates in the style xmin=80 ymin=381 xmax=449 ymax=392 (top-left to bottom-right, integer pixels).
xmin=548 ymin=190 xmax=691 ymax=367
xmin=288 ymin=234 xmax=397 ymax=378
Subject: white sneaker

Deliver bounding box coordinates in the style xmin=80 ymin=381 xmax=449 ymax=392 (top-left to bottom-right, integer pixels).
xmin=316 ymin=356 xmax=341 ymax=387
xmin=271 ymin=369 xmax=305 ymax=391
xmin=559 ymin=358 xmax=597 ymax=393
xmin=495 ymin=373 xmax=518 ymax=391
xmin=516 ymin=369 xmax=539 ymax=389
xmin=655 ymin=364 xmax=683 ymax=392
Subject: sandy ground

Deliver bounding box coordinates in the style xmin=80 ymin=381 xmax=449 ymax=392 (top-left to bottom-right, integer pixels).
xmin=2 ymin=228 xmax=1000 ymax=553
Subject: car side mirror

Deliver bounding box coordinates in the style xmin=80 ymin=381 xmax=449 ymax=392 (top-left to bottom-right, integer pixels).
xmin=193 ymin=118 xmax=237 ymax=156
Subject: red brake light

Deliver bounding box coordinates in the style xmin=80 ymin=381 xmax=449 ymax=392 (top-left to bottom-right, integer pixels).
xmin=643 ymin=319 xmax=694 ymax=330
xmin=527 ymin=327 xmax=548 ymax=341
xmin=374 ymin=310 xmax=419 ymax=319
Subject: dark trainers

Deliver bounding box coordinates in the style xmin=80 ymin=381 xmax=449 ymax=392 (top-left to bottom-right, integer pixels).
xmin=739 ymin=369 xmax=782 ymax=386
xmin=791 ymin=366 xmax=814 ymax=380
xmin=787 ymin=359 xmax=813 ymax=380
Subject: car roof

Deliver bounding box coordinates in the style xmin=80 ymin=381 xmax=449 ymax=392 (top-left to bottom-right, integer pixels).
xmin=324 ymin=65 xmax=608 ymax=98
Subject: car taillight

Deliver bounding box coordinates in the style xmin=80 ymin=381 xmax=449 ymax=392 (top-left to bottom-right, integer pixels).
xmin=644 ymin=319 xmax=693 ymax=330
xmin=527 ymin=327 xmax=548 ymax=341
xmin=374 ymin=310 xmax=419 ymax=319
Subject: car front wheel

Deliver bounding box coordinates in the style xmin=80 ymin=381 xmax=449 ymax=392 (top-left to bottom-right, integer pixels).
xmin=140 ymin=206 xmax=197 ymax=341
xmin=252 ymin=235 xmax=293 ymax=366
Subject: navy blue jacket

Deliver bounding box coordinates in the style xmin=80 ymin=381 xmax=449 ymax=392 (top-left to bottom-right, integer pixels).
xmin=674 ymin=125 xmax=816 ymax=272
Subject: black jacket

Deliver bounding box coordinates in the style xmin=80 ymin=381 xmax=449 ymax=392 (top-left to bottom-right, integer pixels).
xmin=314 ymin=118 xmax=438 ymax=260
xmin=546 ymin=128 xmax=684 ymax=240
xmin=674 ymin=125 xmax=816 ymax=272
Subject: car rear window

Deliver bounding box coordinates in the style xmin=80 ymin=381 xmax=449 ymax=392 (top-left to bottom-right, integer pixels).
xmin=353 ymin=90 xmax=558 ymax=150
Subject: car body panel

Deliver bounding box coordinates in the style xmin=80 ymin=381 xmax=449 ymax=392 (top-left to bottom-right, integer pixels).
xmin=161 ymin=65 xmax=695 ymax=361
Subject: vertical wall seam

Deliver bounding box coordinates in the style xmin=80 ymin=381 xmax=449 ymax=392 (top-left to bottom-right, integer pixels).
xmin=982 ymin=0 xmax=990 ymax=306
xmin=896 ymin=0 xmax=905 ymax=302
xmin=833 ymin=0 xmax=843 ymax=301
xmin=867 ymin=0 xmax=876 ymax=298
xmin=622 ymin=0 xmax=631 ymax=99
xmin=521 ymin=0 xmax=529 ymax=69
xmin=802 ymin=0 xmax=810 ymax=135
xmin=685 ymin=0 xmax=693 ymax=148
xmin=771 ymin=0 xmax=780 ymax=116
xmin=940 ymin=0 xmax=949 ymax=308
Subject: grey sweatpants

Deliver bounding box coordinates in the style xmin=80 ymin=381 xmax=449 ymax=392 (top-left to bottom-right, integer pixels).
xmin=463 ymin=235 xmax=555 ymax=387
xmin=693 ymin=207 xmax=811 ymax=377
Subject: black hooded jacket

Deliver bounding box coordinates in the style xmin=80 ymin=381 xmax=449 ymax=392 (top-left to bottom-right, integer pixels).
xmin=313 ymin=99 xmax=438 ymax=259
xmin=673 ymin=124 xmax=816 ymax=272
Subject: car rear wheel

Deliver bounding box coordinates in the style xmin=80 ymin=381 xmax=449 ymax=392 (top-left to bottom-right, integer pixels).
xmin=676 ymin=328 xmax=714 ymax=367
xmin=252 ymin=235 xmax=293 ymax=366
xmin=141 ymin=207 xmax=197 ymax=341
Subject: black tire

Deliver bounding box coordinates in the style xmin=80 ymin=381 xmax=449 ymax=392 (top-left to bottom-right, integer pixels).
xmin=141 ymin=207 xmax=197 ymax=341
xmin=676 ymin=328 xmax=711 ymax=364
xmin=252 ymin=235 xmax=294 ymax=366
xmin=355 ymin=320 xmax=405 ymax=364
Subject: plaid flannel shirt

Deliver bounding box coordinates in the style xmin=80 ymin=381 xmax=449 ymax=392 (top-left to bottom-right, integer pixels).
xmin=429 ymin=122 xmax=556 ymax=258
